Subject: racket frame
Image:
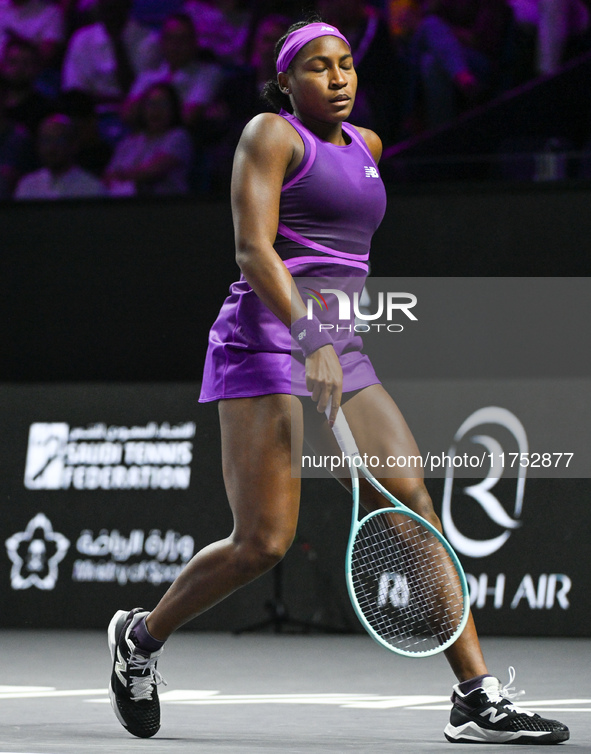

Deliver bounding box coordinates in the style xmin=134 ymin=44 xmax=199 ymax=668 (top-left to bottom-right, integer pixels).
xmin=328 ymin=405 xmax=470 ymax=658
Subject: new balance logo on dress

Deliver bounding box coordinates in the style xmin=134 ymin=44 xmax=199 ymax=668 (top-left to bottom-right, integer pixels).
xmin=364 ymin=167 xmax=379 ymax=178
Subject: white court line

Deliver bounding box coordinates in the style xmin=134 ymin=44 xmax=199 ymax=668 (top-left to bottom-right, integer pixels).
xmin=0 ymin=686 xmax=53 ymax=693
xmin=3 ymin=687 xmax=589 ymax=713
xmin=87 ymin=692 xmax=450 ymax=708
xmin=0 ymin=688 xmax=107 ymax=700
xmin=409 ymin=706 xmax=591 ymax=712
xmin=85 ymin=690 xmax=591 ymax=712
xmin=409 ymin=699 xmax=591 ymax=711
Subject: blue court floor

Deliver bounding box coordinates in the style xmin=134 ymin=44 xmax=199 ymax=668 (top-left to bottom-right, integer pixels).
xmin=1 ymin=632 xmax=589 ymax=753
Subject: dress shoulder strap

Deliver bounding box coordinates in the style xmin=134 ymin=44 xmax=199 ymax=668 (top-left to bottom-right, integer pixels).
xmin=278 ymin=110 xmax=317 ymax=191
xmin=342 ymin=122 xmax=378 ymax=168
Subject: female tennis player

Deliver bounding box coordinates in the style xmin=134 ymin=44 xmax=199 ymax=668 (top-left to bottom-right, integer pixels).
xmin=108 ymin=18 xmax=569 ymax=745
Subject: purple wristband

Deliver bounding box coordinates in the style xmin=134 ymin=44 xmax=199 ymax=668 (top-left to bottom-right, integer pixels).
xmin=290 ymin=315 xmax=332 ymax=358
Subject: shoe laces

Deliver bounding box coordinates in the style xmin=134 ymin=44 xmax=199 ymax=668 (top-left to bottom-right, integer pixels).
xmin=129 ymin=651 xmax=167 ymax=702
xmin=487 ymin=666 xmax=528 ymax=713
xmin=499 ymin=666 xmax=525 ymax=701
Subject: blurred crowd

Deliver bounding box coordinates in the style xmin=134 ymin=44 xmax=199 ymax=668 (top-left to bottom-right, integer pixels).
xmin=1 ymin=0 xmax=591 ymax=200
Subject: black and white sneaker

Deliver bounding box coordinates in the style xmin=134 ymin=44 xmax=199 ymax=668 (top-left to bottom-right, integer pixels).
xmin=444 ymin=667 xmax=569 ymax=744
xmin=108 ymin=608 xmax=165 ymax=738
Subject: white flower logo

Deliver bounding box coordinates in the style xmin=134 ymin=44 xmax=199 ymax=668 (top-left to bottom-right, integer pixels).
xmin=5 ymin=514 xmax=70 ymax=590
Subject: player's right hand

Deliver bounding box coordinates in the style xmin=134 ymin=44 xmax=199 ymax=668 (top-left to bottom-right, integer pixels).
xmin=305 ymin=344 xmax=342 ymax=426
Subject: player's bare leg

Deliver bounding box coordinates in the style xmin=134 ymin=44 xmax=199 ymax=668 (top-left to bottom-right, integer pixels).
xmin=147 ymin=393 xmax=303 ymax=639
xmin=303 ymin=384 xmax=487 ymax=681
xmin=303 ymin=384 xmax=569 ymax=743
xmin=108 ymin=393 xmax=304 ymax=738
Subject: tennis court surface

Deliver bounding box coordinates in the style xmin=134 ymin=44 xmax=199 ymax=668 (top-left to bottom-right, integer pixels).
xmin=1 ymin=632 xmax=589 ymax=753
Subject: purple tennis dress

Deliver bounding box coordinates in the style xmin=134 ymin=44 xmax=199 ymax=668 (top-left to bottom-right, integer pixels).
xmin=199 ymin=111 xmax=387 ymax=402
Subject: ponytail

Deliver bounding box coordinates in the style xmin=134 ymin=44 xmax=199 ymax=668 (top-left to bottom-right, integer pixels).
xmin=261 ymin=78 xmax=292 ymax=113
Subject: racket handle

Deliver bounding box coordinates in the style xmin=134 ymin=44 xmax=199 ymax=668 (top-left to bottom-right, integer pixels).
xmin=326 ymin=398 xmax=361 ymax=460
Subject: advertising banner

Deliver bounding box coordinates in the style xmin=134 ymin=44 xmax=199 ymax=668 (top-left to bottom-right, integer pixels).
xmin=0 ymin=384 xmax=255 ymax=630
xmin=1 ymin=379 xmax=589 ymax=635
xmin=289 ymin=276 xmax=590 ymax=636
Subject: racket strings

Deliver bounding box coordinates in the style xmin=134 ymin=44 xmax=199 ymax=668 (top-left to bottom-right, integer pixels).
xmin=350 ymin=511 xmax=465 ymax=654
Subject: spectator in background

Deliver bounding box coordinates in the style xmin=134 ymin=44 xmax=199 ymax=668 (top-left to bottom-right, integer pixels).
xmin=203 ymin=12 xmax=291 ymax=189
xmin=130 ymin=0 xmax=185 ymax=29
xmin=0 ymin=0 xmax=64 ymax=65
xmin=61 ymin=0 xmax=160 ymax=108
xmin=0 ymin=34 xmax=53 ymax=134
xmin=315 ymin=0 xmax=400 ymax=141
xmin=58 ymin=0 xmax=105 ymax=39
xmin=61 ymin=0 xmax=186 ymax=30
xmin=123 ymin=12 xmax=223 ymax=131
xmin=507 ymin=0 xmax=590 ymax=75
xmin=59 ymin=88 xmax=112 ymax=175
xmin=15 ymin=112 xmax=106 ymax=198
xmin=403 ymin=0 xmax=512 ymax=130
xmin=387 ymin=0 xmax=421 ymax=38
xmin=0 ymin=78 xmax=33 ymax=197
xmin=183 ymin=0 xmax=252 ymax=64
xmin=104 ymin=82 xmax=193 ymax=196
xmin=243 ymin=12 xmax=291 ymax=98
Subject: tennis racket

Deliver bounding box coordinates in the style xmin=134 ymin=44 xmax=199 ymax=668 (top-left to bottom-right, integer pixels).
xmin=327 ymin=403 xmax=469 ymax=657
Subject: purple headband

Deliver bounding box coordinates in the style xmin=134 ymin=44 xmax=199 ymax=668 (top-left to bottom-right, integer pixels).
xmin=276 ymin=22 xmax=350 ymax=73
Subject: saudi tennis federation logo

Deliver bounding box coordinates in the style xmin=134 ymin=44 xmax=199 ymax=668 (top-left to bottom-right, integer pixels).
xmin=5 ymin=513 xmax=70 ymax=590
xmin=24 ymin=423 xmax=69 ymax=489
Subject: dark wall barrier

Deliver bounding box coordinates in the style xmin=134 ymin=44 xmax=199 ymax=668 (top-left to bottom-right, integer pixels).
xmin=2 ymin=185 xmax=591 ymax=383
xmin=1 ymin=383 xmax=588 ymax=636
xmin=1 ymin=197 xmax=236 ymax=382
xmin=372 ymin=182 xmax=591 ymax=277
